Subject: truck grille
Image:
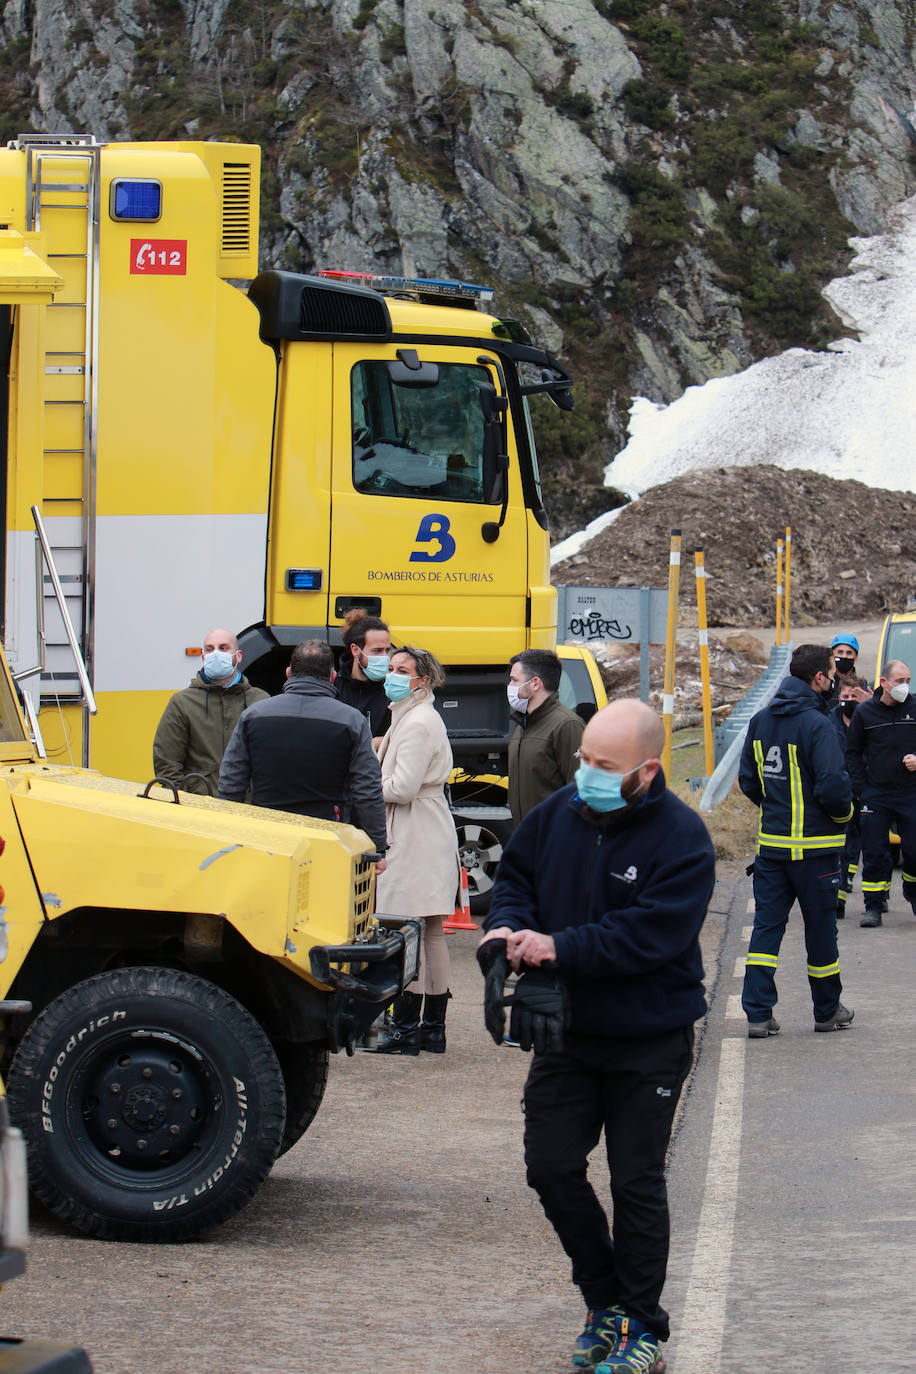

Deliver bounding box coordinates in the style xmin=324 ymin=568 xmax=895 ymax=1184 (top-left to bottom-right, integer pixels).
xmin=299 ymin=284 xmax=389 ymax=337
xmin=221 ymin=162 xmax=251 ymax=255
xmin=352 ymin=855 xmax=375 ymax=937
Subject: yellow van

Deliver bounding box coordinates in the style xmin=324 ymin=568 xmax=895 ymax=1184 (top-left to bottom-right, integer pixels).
xmin=874 ymin=611 xmax=916 ymax=679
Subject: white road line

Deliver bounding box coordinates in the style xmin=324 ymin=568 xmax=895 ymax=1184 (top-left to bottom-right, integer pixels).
xmin=672 ymin=1036 xmax=745 ymax=1372
xmin=732 ymin=957 xmax=745 ymax=979
xmin=745 ymin=897 xmax=754 ymax=914
xmin=741 ymin=925 xmax=753 ymax=941
xmin=726 ymin=994 xmax=743 ymax=1018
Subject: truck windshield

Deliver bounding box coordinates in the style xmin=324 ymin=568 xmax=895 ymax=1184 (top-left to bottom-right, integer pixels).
xmin=0 ymin=666 xmax=28 ymax=744
xmin=352 ymin=361 xmax=488 ymax=502
xmin=884 ymin=618 xmax=916 ymax=671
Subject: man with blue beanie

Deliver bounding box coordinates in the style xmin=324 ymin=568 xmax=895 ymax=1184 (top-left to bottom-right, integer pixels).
xmin=829 ymin=633 xmax=869 ymax=705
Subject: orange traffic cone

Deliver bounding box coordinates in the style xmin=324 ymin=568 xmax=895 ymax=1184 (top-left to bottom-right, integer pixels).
xmin=444 ymin=866 xmax=478 ymax=931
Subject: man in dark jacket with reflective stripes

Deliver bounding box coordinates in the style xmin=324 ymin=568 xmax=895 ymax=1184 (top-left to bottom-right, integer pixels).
xmin=739 ymin=643 xmax=854 ymax=1036
xmin=218 ymin=639 xmax=387 ymax=857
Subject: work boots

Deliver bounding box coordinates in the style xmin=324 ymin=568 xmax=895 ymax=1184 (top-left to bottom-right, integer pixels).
xmin=419 ymin=991 xmax=451 ymax=1054
xmin=372 ymin=991 xmax=423 ymax=1055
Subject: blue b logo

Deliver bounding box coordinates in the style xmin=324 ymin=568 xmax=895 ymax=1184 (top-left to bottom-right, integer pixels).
xmin=409 ymin=513 xmax=456 ymax=563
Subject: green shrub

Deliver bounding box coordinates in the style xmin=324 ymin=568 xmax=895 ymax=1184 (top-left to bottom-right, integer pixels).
xmin=622 ymin=76 xmax=675 ymax=129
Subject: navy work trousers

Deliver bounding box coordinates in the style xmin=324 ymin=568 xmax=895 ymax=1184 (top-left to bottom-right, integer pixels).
xmin=838 ymin=803 xmax=861 ymax=908
xmin=742 ymin=850 xmax=842 ymax=1022
xmin=859 ymin=790 xmax=916 ymax=911
xmin=522 ymin=1025 xmax=694 ymax=1342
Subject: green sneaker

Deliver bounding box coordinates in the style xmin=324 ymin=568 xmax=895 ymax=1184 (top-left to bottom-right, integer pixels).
xmin=573 ymin=1307 xmax=621 ymax=1368
xmin=595 ymin=1316 xmax=665 ymax=1373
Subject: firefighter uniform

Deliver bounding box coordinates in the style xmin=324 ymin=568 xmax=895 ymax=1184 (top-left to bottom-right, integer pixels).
xmin=845 ymin=687 xmax=916 ymax=918
xmin=739 ymin=674 xmax=853 ymax=1024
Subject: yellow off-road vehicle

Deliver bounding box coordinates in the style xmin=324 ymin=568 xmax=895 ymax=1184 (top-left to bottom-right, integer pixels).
xmin=0 ymin=650 xmax=418 ymax=1244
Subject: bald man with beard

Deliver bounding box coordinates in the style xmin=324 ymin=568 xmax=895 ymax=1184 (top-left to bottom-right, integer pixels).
xmin=153 ymin=626 xmax=268 ymax=795
xmin=478 ymin=700 xmax=716 ymax=1374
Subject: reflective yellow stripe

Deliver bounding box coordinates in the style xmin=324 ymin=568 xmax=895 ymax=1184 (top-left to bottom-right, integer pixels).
xmin=838 ymin=888 xmax=850 ymax=900
xmin=757 ymin=831 xmax=846 ymax=851
xmin=746 ymin=952 xmax=779 ymax=968
xmin=788 ymin=742 xmax=804 ymax=860
xmin=807 ymin=961 xmax=841 ymax=978
xmin=902 ymin=871 xmax=916 ymax=884
xmin=862 ymin=880 xmax=891 ymax=893
xmin=831 ymin=804 xmax=854 ymax=824
xmin=753 ymin=738 xmax=766 ymax=795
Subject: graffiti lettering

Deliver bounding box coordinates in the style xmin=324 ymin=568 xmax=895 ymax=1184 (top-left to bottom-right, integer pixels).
xmin=568 ymin=612 xmax=633 ymax=642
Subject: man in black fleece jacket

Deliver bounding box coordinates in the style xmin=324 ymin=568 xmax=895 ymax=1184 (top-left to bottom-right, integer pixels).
xmin=479 ymin=699 xmax=715 ymax=1374
xmin=844 ymin=658 xmax=916 ymax=926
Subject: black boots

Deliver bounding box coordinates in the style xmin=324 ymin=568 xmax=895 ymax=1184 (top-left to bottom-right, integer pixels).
xmin=419 ymin=991 xmax=450 ymax=1054
xmin=373 ymin=991 xmax=423 ymax=1054
xmin=372 ymin=990 xmax=451 ymax=1054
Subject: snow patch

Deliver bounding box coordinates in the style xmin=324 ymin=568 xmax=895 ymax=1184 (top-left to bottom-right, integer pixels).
xmin=599 ymin=194 xmax=916 ymax=502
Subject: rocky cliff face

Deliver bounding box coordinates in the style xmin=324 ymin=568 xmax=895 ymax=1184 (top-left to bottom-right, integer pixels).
xmin=2 ymin=0 xmax=915 ymax=533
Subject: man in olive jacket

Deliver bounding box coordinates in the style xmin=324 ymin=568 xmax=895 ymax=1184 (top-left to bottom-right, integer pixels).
xmin=153 ymin=627 xmax=268 ymax=795
xmin=507 ymin=649 xmax=584 ymax=824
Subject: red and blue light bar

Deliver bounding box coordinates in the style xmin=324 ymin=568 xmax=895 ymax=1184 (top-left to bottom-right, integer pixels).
xmin=316 ymin=269 xmax=493 ymax=305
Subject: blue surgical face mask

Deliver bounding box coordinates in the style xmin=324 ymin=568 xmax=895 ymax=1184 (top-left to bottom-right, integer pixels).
xmin=202 ymin=648 xmax=235 ymax=681
xmin=364 ymin=653 xmax=390 ymax=682
xmin=384 ymin=671 xmax=413 ymax=703
xmin=575 ymin=758 xmax=652 ymax=813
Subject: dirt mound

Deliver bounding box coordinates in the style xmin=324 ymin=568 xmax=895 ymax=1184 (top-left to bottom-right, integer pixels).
xmin=552 ymin=466 xmax=916 ymax=626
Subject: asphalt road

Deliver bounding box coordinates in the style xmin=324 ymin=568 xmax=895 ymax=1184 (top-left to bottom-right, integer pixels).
xmin=1 ymin=859 xmax=912 ymax=1374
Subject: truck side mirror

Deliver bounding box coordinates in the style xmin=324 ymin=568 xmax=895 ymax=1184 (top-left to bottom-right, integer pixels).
xmin=479 ymin=381 xmax=509 ymax=504
xmin=386 ymin=349 xmax=439 ymax=387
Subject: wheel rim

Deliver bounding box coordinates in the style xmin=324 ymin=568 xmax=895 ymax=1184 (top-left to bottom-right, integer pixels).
xmin=68 ymin=1028 xmax=223 ymax=1184
xmin=457 ymin=823 xmax=505 ymax=899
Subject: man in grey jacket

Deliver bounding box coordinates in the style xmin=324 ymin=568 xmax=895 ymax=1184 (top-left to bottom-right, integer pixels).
xmin=218 ymin=640 xmax=387 ymax=860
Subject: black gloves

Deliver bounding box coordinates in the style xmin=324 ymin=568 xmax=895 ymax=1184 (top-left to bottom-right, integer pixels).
xmin=476 ymin=940 xmax=569 ymax=1055
xmin=476 ymin=938 xmax=510 ymax=1046
xmin=509 ymin=968 xmax=569 ymax=1055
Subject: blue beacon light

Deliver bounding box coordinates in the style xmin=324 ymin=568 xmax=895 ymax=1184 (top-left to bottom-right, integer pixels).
xmin=110 ymin=180 xmax=162 ymax=222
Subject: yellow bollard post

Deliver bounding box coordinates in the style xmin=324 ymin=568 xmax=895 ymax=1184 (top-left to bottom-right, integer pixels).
xmin=661 ymin=528 xmax=681 ymax=781
xmin=775 ymin=538 xmax=784 ymax=646
xmin=784 ymin=525 xmax=792 ymax=644
xmin=694 ymin=546 xmax=714 ymax=777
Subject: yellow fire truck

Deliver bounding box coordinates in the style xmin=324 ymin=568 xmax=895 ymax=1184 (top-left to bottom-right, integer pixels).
xmin=0 ymin=134 xmax=574 ymax=790
xmin=0 ymin=634 xmax=418 ymax=1242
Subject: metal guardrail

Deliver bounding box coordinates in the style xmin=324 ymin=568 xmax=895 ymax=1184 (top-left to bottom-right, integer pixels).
xmin=699 ymin=642 xmax=793 ymax=812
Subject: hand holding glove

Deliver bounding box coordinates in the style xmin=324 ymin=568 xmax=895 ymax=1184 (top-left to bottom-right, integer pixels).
xmin=509 ymin=966 xmax=569 ymax=1055
xmin=476 ymin=938 xmax=510 ymax=1046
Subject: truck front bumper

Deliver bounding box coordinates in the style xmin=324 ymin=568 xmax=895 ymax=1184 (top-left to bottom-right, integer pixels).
xmin=310 ymin=920 xmax=421 ymax=1053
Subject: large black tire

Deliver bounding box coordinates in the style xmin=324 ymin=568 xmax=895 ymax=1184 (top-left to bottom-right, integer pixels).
xmin=6 ymin=967 xmax=286 ymax=1243
xmin=274 ymin=1042 xmax=329 ymax=1156
xmin=455 ymin=817 xmax=513 ymax=915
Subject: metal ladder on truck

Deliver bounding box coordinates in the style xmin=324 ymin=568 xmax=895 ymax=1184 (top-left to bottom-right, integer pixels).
xmin=20 ymin=134 xmax=100 ymax=766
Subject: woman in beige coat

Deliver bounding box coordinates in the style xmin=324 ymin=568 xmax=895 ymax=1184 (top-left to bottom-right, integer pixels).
xmin=373 ymin=645 xmax=459 ymax=1055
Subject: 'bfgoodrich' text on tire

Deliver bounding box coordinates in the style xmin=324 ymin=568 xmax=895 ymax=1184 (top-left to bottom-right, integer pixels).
xmin=6 ymin=966 xmax=287 ymax=1242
